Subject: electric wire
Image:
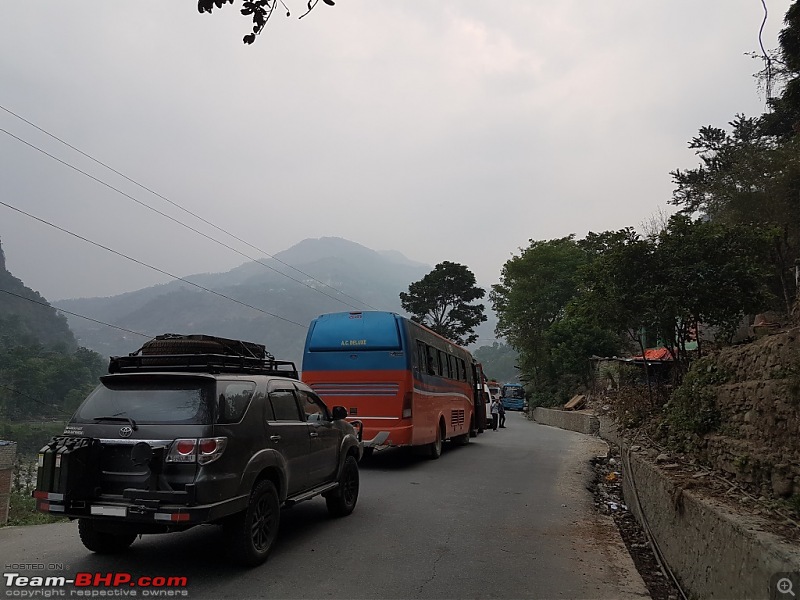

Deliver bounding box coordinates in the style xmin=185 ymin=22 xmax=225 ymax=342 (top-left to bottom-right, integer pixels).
xmin=0 ymin=201 xmax=307 ymax=328
xmin=0 ymin=105 xmax=381 ymax=311
xmin=0 ymin=126 xmax=365 ymax=311
xmin=0 ymin=289 xmax=152 ymax=339
xmin=0 ymin=384 xmax=73 ymax=418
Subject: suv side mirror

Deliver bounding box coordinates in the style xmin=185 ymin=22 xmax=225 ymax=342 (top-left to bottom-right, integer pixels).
xmin=331 ymin=406 xmax=348 ymax=421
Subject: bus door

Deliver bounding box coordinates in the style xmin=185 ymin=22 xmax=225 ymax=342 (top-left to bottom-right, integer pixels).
xmin=472 ymin=362 xmax=487 ymax=433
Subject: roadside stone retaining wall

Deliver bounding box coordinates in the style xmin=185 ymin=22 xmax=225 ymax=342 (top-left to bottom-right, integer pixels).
xmin=621 ymin=446 xmax=800 ymax=600
xmin=553 ymin=415 xmax=800 ymax=599
xmin=699 ymin=328 xmax=800 ymax=498
xmin=532 ymin=407 xmax=599 ymax=435
xmin=0 ymin=441 xmax=16 ymax=525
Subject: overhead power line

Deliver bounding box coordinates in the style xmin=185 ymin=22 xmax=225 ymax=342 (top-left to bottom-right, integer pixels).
xmin=0 ymin=126 xmax=366 ymax=311
xmin=0 ymin=105 xmax=381 ymax=311
xmin=0 ymin=201 xmax=307 ymax=328
xmin=0 ymin=383 xmax=73 ymax=417
xmin=0 ymin=288 xmax=152 ymax=339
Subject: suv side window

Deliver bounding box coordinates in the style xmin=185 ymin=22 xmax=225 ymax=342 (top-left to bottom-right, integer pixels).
xmin=269 ymin=389 xmax=304 ymax=422
xmin=296 ymin=389 xmax=329 ymax=422
xmin=217 ymin=381 xmax=256 ymax=424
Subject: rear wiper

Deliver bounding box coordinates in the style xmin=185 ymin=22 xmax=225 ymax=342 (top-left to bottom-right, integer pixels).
xmin=92 ymin=415 xmax=138 ymax=430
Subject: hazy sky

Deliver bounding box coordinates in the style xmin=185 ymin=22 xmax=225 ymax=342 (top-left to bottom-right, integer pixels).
xmin=0 ymin=1 xmax=791 ymax=302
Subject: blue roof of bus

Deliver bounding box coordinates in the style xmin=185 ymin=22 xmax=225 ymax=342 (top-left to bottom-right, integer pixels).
xmin=307 ymin=311 xmax=402 ymax=351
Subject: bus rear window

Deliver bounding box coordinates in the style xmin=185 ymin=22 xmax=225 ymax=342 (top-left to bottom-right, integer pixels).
xmin=307 ymin=312 xmax=402 ymax=351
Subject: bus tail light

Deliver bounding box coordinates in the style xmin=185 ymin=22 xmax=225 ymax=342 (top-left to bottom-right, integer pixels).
xmin=402 ymin=391 xmax=413 ymax=419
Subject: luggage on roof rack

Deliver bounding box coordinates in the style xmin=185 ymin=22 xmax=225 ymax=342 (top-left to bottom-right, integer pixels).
xmin=108 ymin=333 xmax=298 ymax=378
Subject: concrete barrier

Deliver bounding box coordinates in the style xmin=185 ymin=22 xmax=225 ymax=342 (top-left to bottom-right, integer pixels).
xmin=621 ymin=447 xmax=800 ymax=600
xmin=535 ymin=410 xmax=800 ymax=599
xmin=532 ymin=407 xmax=599 ymax=435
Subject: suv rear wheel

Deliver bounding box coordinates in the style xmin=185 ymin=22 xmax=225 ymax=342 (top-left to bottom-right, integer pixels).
xmin=325 ymin=455 xmax=359 ymax=517
xmin=78 ymin=519 xmax=137 ymax=554
xmin=224 ymin=479 xmax=280 ymax=567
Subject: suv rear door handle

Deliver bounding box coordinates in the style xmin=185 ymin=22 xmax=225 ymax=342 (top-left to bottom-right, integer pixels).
xmin=270 ymin=435 xmax=281 ymax=442
xmin=310 ymin=432 xmax=319 ymax=438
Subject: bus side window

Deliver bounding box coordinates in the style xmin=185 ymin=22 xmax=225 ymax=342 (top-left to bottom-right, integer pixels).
xmin=438 ymin=350 xmax=449 ymax=378
xmin=417 ymin=341 xmax=428 ymax=373
xmin=426 ymin=346 xmax=438 ymax=376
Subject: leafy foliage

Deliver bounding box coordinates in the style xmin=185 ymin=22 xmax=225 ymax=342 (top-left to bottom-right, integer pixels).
xmin=0 ymin=240 xmax=106 ymax=425
xmin=197 ymin=0 xmax=334 ymax=44
xmin=490 ymin=237 xmax=625 ymax=404
xmin=663 ymin=357 xmax=729 ymax=438
xmin=492 ymin=215 xmax=775 ymax=405
xmin=400 ymin=261 xmax=486 ymax=346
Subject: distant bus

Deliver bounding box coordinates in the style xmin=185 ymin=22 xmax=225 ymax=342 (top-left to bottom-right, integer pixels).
xmin=301 ymin=311 xmax=484 ymax=458
xmin=501 ymin=382 xmax=526 ymax=411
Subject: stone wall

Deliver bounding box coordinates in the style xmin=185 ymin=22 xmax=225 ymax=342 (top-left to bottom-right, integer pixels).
xmin=697 ymin=328 xmax=800 ymax=498
xmin=622 ymin=446 xmax=800 ymax=600
xmin=0 ymin=441 xmax=16 ymax=524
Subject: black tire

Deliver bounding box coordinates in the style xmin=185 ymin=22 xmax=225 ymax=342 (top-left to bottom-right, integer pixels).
xmin=224 ymin=480 xmax=281 ymax=567
xmin=77 ymin=519 xmax=136 ymax=554
xmin=469 ymin=416 xmax=478 ymax=437
xmin=326 ymin=456 xmax=359 ymax=517
xmin=454 ymin=432 xmax=470 ymax=446
xmin=428 ymin=424 xmax=443 ymax=459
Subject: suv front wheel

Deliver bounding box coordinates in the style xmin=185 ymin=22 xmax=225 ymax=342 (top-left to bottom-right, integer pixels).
xmin=325 ymin=455 xmax=359 ymax=517
xmin=78 ymin=519 xmax=137 ymax=554
xmin=224 ymin=479 xmax=281 ymax=566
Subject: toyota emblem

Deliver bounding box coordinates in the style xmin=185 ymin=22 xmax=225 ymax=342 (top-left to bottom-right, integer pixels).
xmin=119 ymin=426 xmax=133 ymax=438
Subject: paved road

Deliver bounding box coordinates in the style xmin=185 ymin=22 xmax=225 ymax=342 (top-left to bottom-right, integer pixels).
xmin=0 ymin=413 xmax=648 ymax=599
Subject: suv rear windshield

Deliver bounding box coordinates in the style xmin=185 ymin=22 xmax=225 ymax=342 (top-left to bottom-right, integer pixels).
xmin=75 ymin=378 xmax=215 ymax=425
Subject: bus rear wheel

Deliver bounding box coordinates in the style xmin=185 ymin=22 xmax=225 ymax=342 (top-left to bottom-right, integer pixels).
xmin=428 ymin=425 xmax=443 ymax=459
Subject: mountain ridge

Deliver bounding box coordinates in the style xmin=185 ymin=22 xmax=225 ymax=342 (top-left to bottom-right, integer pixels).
xmin=56 ymin=237 xmax=434 ymax=364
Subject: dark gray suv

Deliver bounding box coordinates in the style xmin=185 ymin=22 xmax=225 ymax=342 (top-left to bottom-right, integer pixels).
xmin=34 ymin=334 xmax=362 ymax=566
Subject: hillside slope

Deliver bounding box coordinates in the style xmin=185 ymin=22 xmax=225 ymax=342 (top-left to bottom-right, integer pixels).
xmin=56 ymin=237 xmax=432 ymax=364
xmin=0 ymin=241 xmax=76 ymax=350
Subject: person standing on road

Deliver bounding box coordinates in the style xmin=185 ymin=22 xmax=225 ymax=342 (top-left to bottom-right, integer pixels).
xmin=490 ymin=397 xmax=500 ymax=431
xmin=498 ymin=400 xmax=506 ymax=428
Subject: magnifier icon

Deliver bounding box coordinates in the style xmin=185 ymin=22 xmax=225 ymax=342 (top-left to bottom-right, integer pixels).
xmin=778 ymin=578 xmax=796 ymax=597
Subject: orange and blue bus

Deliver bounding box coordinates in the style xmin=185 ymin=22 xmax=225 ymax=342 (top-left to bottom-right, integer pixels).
xmin=301 ymin=311 xmax=485 ymax=459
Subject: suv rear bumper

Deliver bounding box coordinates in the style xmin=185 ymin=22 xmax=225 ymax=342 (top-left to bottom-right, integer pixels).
xmin=35 ymin=490 xmax=249 ymax=526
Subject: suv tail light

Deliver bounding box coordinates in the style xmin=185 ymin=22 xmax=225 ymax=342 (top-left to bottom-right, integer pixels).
xmin=166 ymin=437 xmax=227 ymax=464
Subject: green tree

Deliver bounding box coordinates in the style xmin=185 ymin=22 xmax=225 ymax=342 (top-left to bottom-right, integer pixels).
xmin=670 ymin=116 xmax=799 ymax=313
xmin=490 ymin=237 xmax=591 ymax=404
xmin=760 ymin=1 xmax=800 ymax=137
xmin=400 ymin=261 xmax=486 ymax=346
xmin=651 ymin=215 xmax=774 ymax=363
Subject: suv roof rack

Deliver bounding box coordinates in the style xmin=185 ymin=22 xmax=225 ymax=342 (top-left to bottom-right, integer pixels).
xmin=108 ymin=333 xmax=299 ymax=378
